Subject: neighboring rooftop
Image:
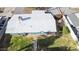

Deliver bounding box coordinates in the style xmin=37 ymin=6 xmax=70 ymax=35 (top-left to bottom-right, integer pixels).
xmin=0 ymin=7 xmax=15 ymax=17
xmin=66 ymin=13 xmax=79 ymax=36
xmin=67 ymin=14 xmax=79 ymax=28
xmin=14 ymin=7 xmax=50 ymax=14
xmin=0 ymin=16 xmax=8 ymax=39
xmin=47 ymin=7 xmax=79 ymax=15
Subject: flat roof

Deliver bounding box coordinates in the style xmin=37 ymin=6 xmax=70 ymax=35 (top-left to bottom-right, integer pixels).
xmin=6 ymin=10 xmax=57 ymax=34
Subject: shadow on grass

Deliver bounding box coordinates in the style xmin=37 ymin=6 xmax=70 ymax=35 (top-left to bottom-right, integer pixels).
xmin=37 ymin=36 xmax=60 ymax=51
xmin=45 ymin=46 xmax=70 ymax=51
xmin=0 ymin=34 xmax=12 ymax=51
xmin=17 ymin=43 xmax=33 ymax=51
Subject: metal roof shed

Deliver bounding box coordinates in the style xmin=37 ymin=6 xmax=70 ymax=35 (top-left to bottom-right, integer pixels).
xmin=6 ymin=10 xmax=57 ymax=34
xmin=67 ymin=14 xmax=79 ymax=28
xmin=66 ymin=13 xmax=79 ymax=36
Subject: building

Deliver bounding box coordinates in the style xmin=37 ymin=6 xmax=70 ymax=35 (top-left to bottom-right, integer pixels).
xmin=6 ymin=10 xmax=57 ymax=36
xmin=0 ymin=16 xmax=8 ymax=39
xmin=66 ymin=13 xmax=79 ymax=38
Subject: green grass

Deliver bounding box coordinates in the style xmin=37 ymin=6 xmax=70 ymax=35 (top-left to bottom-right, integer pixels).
xmin=8 ymin=35 xmax=33 ymax=51
xmin=38 ymin=25 xmax=77 ymax=50
xmin=63 ymin=25 xmax=70 ymax=35
xmin=48 ymin=34 xmax=77 ymax=50
xmin=48 ymin=25 xmax=77 ymax=50
xmin=38 ymin=34 xmax=77 ymax=50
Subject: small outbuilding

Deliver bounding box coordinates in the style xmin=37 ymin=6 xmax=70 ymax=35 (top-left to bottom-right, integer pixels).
xmin=6 ymin=10 xmax=57 ymax=36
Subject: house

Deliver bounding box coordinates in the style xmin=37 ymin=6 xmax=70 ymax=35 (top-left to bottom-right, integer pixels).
xmin=6 ymin=10 xmax=57 ymax=36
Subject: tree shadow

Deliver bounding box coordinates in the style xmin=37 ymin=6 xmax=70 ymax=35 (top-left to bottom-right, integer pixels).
xmin=0 ymin=34 xmax=12 ymax=51
xmin=17 ymin=43 xmax=33 ymax=51
xmin=37 ymin=36 xmax=60 ymax=51
xmin=45 ymin=46 xmax=70 ymax=51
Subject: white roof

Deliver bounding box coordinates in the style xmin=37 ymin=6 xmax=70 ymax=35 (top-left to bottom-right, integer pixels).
xmin=6 ymin=10 xmax=57 ymax=34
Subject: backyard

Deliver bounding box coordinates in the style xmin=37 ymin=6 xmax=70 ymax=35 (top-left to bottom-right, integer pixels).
xmin=5 ymin=25 xmax=77 ymax=51
xmin=0 ymin=7 xmax=78 ymax=51
xmin=48 ymin=34 xmax=77 ymax=51
xmin=37 ymin=25 xmax=77 ymax=51
xmin=7 ymin=35 xmax=34 ymax=51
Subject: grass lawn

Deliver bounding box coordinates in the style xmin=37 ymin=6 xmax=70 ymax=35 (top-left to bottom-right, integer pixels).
xmin=38 ymin=33 xmax=77 ymax=51
xmin=48 ymin=25 xmax=77 ymax=50
xmin=38 ymin=25 xmax=77 ymax=51
xmin=48 ymin=34 xmax=77 ymax=50
xmin=8 ymin=35 xmax=33 ymax=51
